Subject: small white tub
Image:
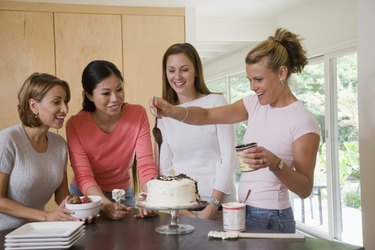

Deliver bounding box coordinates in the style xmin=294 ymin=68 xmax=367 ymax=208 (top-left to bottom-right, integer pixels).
xmin=222 ymin=202 xmax=246 ymax=231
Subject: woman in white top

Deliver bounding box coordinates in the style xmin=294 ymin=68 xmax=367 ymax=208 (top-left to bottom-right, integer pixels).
xmin=157 ymin=43 xmax=237 ymax=220
xmin=0 ymin=73 xmax=77 ymax=230
xmin=151 ymin=29 xmax=320 ymax=233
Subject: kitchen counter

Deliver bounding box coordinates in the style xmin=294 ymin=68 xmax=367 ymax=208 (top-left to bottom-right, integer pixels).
xmin=0 ymin=209 xmax=364 ymax=250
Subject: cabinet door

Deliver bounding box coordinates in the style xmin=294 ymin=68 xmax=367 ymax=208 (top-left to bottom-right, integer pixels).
xmin=54 ymin=13 xmax=123 ymax=127
xmin=54 ymin=13 xmax=122 ymax=202
xmin=0 ymin=11 xmax=55 ymax=129
xmin=122 ymin=15 xmax=185 ymax=123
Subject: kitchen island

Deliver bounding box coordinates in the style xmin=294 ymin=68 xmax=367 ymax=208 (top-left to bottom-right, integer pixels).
xmin=0 ymin=209 xmax=364 ymax=250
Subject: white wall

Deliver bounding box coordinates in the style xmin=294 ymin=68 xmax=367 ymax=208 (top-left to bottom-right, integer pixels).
xmin=357 ymin=0 xmax=375 ymax=248
xmin=196 ymin=17 xmax=276 ymax=42
xmin=204 ymin=0 xmax=357 ymax=79
xmin=278 ymin=0 xmax=356 ymax=56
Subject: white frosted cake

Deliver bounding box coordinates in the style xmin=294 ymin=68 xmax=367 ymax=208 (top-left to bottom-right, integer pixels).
xmin=146 ymin=174 xmax=200 ymax=208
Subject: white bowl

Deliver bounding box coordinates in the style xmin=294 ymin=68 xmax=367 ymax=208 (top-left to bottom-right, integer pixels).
xmin=65 ymin=195 xmax=103 ymax=219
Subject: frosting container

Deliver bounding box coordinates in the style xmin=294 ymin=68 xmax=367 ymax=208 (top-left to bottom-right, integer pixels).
xmin=235 ymin=142 xmax=257 ymax=172
xmin=222 ymin=202 xmax=246 ymax=231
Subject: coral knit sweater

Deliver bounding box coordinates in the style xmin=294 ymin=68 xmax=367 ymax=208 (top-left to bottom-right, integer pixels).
xmin=66 ymin=104 xmax=157 ymax=194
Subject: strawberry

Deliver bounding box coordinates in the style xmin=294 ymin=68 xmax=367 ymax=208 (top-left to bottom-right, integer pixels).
xmin=68 ymin=195 xmax=82 ymax=204
xmin=80 ymin=196 xmax=91 ymax=204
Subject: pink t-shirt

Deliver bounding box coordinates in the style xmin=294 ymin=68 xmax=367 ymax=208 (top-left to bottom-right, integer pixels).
xmin=238 ymin=95 xmax=320 ymax=210
xmin=66 ymin=104 xmax=157 ymax=194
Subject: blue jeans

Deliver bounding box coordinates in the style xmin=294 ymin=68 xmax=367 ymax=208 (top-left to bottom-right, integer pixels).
xmin=245 ymin=206 xmax=296 ymax=233
xmin=69 ymin=183 xmax=135 ymax=207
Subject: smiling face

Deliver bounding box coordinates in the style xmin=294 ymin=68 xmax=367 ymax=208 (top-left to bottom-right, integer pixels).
xmin=166 ymin=53 xmax=197 ymax=100
xmin=88 ymin=74 xmax=124 ymax=118
xmin=30 ymin=85 xmax=69 ymax=129
xmin=246 ymin=57 xmax=288 ymax=107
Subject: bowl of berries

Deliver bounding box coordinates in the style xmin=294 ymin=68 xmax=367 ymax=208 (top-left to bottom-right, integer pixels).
xmin=65 ymin=195 xmax=103 ymax=219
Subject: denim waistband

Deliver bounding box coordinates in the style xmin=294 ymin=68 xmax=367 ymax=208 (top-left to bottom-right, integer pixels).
xmin=246 ymin=205 xmax=294 ymax=218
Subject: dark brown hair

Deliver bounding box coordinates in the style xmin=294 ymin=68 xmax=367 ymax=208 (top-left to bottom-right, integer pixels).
xmin=81 ymin=60 xmax=124 ymax=112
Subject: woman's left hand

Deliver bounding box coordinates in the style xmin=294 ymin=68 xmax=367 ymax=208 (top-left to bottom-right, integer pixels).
xmin=134 ymin=207 xmax=158 ymax=219
xmin=81 ymin=213 xmax=100 ymax=224
xmin=241 ymin=145 xmax=279 ymax=170
xmin=197 ymin=204 xmax=218 ymax=220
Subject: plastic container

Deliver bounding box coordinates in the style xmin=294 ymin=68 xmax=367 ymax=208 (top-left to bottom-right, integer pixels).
xmin=222 ymin=202 xmax=246 ymax=231
xmin=235 ymin=142 xmax=257 ymax=172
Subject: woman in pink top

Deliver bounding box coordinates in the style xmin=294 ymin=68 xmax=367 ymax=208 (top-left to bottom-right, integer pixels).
xmin=150 ymin=28 xmax=320 ymax=233
xmin=66 ymin=60 xmax=158 ymax=220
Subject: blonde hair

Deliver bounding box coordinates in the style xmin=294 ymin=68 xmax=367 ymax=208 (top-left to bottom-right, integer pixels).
xmin=245 ymin=28 xmax=308 ymax=78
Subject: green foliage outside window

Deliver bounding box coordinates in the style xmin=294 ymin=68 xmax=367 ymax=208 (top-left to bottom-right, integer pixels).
xmin=291 ymin=54 xmax=360 ymax=208
xmin=207 ymin=73 xmax=250 ymax=145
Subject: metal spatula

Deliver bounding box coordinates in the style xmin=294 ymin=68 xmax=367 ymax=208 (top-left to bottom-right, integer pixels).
xmin=152 ymin=117 xmax=163 ymax=175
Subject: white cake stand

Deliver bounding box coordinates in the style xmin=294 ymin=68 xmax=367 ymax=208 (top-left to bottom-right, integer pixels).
xmin=137 ymin=201 xmax=201 ymax=235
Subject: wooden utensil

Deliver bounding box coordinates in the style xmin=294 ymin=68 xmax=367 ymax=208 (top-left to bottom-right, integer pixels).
xmin=208 ymin=231 xmax=305 ymax=240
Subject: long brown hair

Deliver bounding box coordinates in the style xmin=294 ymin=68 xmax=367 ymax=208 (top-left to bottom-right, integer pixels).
xmin=162 ymin=43 xmax=211 ymax=105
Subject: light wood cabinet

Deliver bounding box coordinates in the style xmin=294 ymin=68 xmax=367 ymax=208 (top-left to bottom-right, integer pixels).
xmin=123 ymin=15 xmax=185 ymax=107
xmin=0 ymin=10 xmax=55 ymax=128
xmin=0 ymin=1 xmax=185 ymax=210
xmin=54 ymin=12 xmax=123 ymax=132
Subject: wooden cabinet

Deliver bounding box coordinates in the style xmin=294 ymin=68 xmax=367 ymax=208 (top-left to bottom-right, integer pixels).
xmin=54 ymin=12 xmax=123 ymax=134
xmin=0 ymin=1 xmax=185 ymax=210
xmin=0 ymin=10 xmax=55 ymax=128
xmin=123 ymin=15 xmax=185 ymax=107
xmin=0 ymin=1 xmax=185 ymax=128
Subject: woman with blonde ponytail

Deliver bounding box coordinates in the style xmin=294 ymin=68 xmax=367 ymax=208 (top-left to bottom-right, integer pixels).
xmin=151 ymin=28 xmax=320 ymax=233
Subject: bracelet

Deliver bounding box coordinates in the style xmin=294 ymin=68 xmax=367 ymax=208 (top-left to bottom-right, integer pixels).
xmin=179 ymin=106 xmax=189 ymax=122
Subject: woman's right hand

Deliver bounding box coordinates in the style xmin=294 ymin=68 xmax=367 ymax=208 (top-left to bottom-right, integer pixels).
xmin=101 ymin=202 xmax=132 ymax=220
xmin=149 ymin=97 xmax=175 ymax=118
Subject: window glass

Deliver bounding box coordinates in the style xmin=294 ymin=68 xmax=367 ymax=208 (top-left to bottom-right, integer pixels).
xmin=336 ymin=53 xmax=361 ymax=245
xmin=229 ymin=72 xmax=249 ymax=102
xmin=206 ymin=77 xmax=227 ymax=98
xmin=290 ymin=61 xmax=329 ymax=233
xmin=207 ymin=72 xmax=250 ymax=183
xmin=228 ymin=72 xmax=250 ymax=145
xmin=290 ymin=52 xmax=361 ymax=246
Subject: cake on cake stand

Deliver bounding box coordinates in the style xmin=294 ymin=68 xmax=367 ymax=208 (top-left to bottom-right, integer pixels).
xmin=137 ymin=202 xmax=201 ymax=235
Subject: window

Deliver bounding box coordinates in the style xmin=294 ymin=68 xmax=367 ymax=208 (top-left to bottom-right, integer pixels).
xmin=207 ymin=72 xmax=250 ymax=183
xmin=291 ymin=51 xmax=361 ymax=246
xmin=206 ymin=49 xmax=361 ymax=247
xmin=207 ymin=72 xmax=250 ymax=145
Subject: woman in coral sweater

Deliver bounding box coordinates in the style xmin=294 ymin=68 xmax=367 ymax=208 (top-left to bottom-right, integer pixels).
xmin=66 ymin=60 xmax=157 ymax=220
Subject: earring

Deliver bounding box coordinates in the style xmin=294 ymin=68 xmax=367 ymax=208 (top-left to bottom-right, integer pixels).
xmin=280 ymin=80 xmax=284 ymax=85
xmin=34 ymin=113 xmax=38 ymax=118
